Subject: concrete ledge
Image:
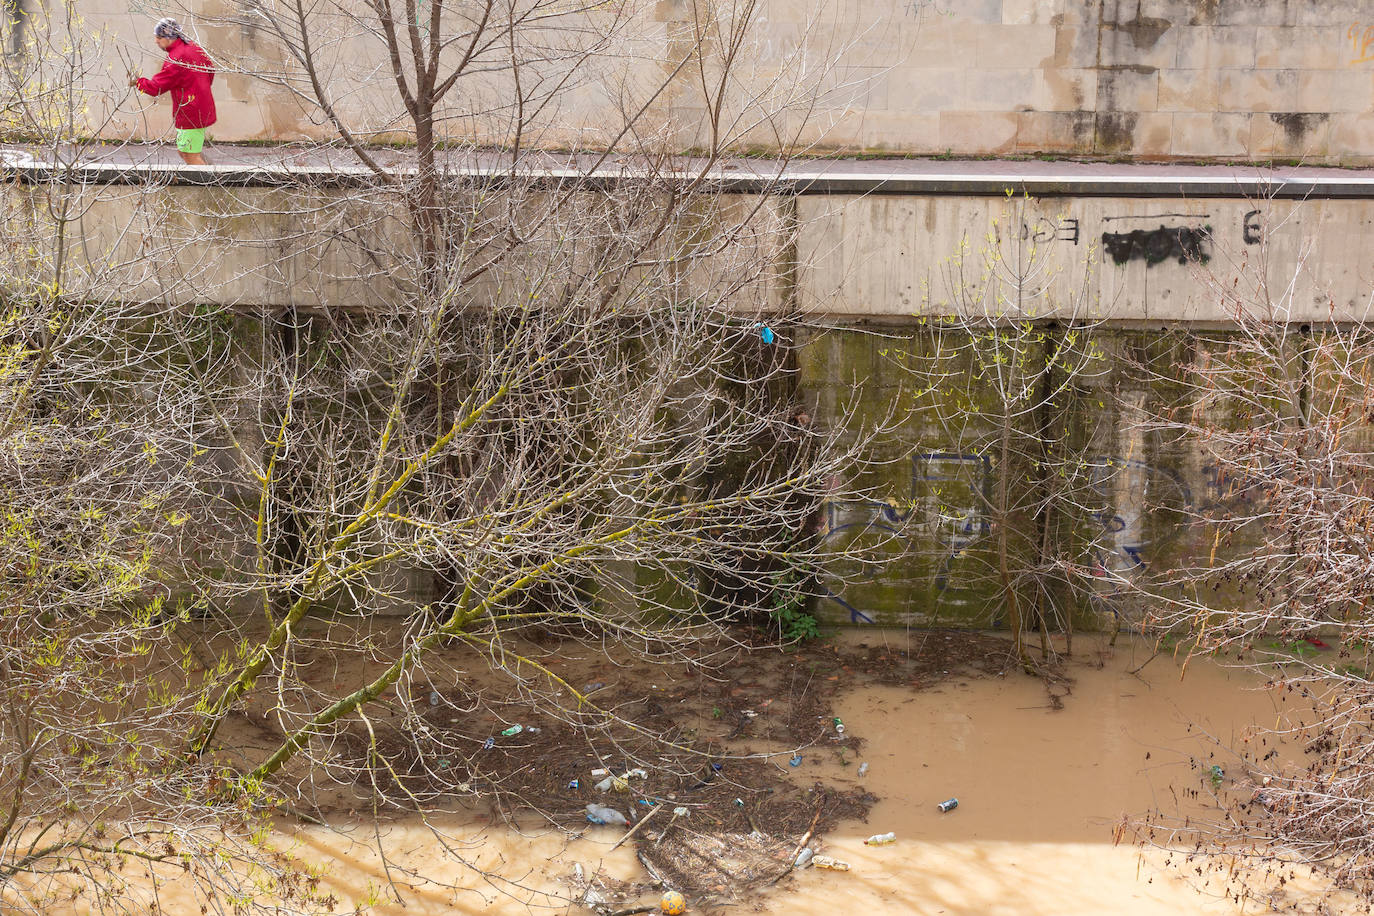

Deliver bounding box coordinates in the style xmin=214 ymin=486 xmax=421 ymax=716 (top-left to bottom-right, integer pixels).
xmin=8 ymin=146 xmax=1374 ymax=199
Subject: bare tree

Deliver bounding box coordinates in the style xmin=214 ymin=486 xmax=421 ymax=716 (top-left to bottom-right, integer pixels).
xmin=1114 ymin=207 xmax=1374 ymax=906
xmin=1 ymin=0 xmax=880 ymax=911
xmin=880 ymin=197 xmax=1111 ymax=670
xmin=0 ymin=6 xmax=352 ymax=913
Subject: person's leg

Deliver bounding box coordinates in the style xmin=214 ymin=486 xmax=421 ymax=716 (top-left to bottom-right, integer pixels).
xmin=175 ymin=128 xmax=207 ymax=165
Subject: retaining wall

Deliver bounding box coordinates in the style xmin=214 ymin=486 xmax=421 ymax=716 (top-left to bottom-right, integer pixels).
xmin=81 ymin=0 xmax=1374 ymax=161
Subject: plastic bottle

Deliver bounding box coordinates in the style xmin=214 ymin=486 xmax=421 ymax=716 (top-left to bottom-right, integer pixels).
xmin=428 ymin=690 xmax=440 ymax=706
xmin=500 ymin=724 xmax=524 ymax=737
xmin=857 ymin=762 xmax=869 ymax=777
xmin=812 ymin=855 xmax=850 ymax=871
xmin=585 ymin=803 xmax=628 ymax=826
xmin=794 ymin=847 xmax=815 ymax=868
xmin=864 ymin=832 xmax=896 ymax=846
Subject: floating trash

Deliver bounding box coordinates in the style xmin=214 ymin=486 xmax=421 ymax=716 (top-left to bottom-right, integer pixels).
xmin=813 ymin=855 xmax=850 ymax=871
xmin=585 ymin=803 xmax=628 ymax=826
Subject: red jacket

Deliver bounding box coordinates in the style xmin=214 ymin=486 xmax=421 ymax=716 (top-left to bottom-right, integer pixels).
xmin=138 ymin=38 xmax=216 ymax=130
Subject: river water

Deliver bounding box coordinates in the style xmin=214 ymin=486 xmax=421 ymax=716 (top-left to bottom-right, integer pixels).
xmin=759 ymin=637 xmax=1299 ymax=916
xmin=287 ymin=636 xmax=1332 ymax=915
xmin=31 ymin=636 xmax=1349 ymax=914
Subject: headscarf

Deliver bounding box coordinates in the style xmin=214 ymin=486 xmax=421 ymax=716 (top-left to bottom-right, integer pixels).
xmin=153 ymin=18 xmax=184 ymax=41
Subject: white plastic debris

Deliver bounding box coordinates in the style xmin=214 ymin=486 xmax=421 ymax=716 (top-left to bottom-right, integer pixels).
xmin=585 ymin=804 xmax=628 ymax=826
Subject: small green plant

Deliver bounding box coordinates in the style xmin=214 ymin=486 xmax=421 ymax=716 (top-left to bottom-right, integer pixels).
xmin=769 ymin=567 xmax=821 ymax=641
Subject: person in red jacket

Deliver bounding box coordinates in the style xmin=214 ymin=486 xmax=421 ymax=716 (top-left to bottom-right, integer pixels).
xmin=129 ymin=19 xmax=217 ymax=165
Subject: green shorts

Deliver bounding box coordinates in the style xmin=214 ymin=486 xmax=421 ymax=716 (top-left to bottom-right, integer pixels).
xmin=176 ymin=128 xmax=207 ymax=154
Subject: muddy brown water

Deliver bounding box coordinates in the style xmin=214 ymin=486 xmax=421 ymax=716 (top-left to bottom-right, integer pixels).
xmin=759 ymin=635 xmax=1301 ymax=916
xmin=26 ymin=635 xmax=1354 ymax=914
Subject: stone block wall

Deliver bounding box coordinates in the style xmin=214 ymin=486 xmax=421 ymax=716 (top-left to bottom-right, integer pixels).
xmin=74 ymin=0 xmax=1374 ymax=161
xmin=767 ymin=0 xmax=1374 ymax=160
xmin=84 ymin=0 xmax=1374 ymax=162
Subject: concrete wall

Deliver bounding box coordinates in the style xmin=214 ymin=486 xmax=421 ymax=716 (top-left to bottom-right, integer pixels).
xmin=46 ymin=180 xmax=1374 ymax=324
xmin=799 ymin=193 xmax=1374 ymax=322
xmin=798 ymin=326 xmax=1212 ymax=629
xmin=78 ymin=0 xmax=1374 ymax=161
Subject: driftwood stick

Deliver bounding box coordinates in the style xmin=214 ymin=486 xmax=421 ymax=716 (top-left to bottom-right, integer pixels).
xmin=768 ymin=805 xmax=823 ymax=886
xmin=637 ymin=849 xmax=670 ymax=887
xmin=610 ymin=805 xmax=662 ymax=852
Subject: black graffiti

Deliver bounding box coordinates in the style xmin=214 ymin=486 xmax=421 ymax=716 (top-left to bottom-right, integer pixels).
xmin=1102 ymin=212 xmax=1211 ymax=222
xmin=1101 ymin=225 xmax=1211 ymax=266
xmin=1020 ymin=217 xmax=1080 ymax=245
xmin=1243 ymin=209 xmax=1262 ymax=245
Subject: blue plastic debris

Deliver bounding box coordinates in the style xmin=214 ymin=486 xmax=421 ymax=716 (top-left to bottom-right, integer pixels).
xmin=789 ymin=754 xmax=803 ymax=767
xmin=758 ymin=324 xmax=775 ymax=344
xmin=483 ymin=736 xmax=495 ymax=750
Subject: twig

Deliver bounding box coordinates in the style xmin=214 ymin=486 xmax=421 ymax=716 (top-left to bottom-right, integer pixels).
xmin=636 ymin=850 xmax=670 ymax=887
xmin=609 ymin=805 xmax=662 ymax=852
xmin=1129 ymin=651 xmax=1161 ymax=678
xmin=768 ymin=805 xmax=822 ymax=886
xmin=606 ymin=907 xmax=656 ymax=916
xmin=283 ymin=805 xmax=328 ymax=827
